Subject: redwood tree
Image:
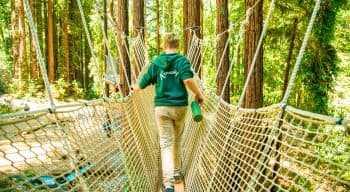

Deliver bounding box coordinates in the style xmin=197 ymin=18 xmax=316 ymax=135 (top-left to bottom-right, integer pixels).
xmin=243 ymin=0 xmax=263 ymax=108
xmin=29 ymin=0 xmax=39 ymax=81
xmin=118 ymin=0 xmax=130 ymax=96
xmin=156 ymin=0 xmax=160 ymax=55
xmin=168 ymin=0 xmax=174 ymax=32
xmin=62 ymin=0 xmax=70 ymax=83
xmin=11 ymin=0 xmax=20 ymax=79
xmin=183 ymin=0 xmax=201 ymax=55
xmin=17 ymin=0 xmax=28 ymax=92
xmin=183 ymin=0 xmax=202 ymax=75
xmin=133 ymin=0 xmax=145 ymax=77
xmin=47 ymin=0 xmax=55 ymax=83
xmin=216 ymin=0 xmax=230 ymax=102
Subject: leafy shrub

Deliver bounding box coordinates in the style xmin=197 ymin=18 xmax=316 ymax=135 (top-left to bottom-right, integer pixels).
xmin=53 ymin=78 xmax=70 ymax=100
xmin=71 ymin=80 xmax=84 ymax=99
xmin=54 ymin=78 xmax=85 ymax=100
xmin=0 ymin=97 xmax=19 ymax=114
xmin=0 ymin=77 xmax=6 ymax=94
xmin=27 ymin=80 xmax=44 ymax=97
xmin=85 ymin=82 xmax=102 ymax=100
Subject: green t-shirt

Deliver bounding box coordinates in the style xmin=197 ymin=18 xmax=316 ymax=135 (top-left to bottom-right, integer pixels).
xmin=139 ymin=53 xmax=194 ymax=106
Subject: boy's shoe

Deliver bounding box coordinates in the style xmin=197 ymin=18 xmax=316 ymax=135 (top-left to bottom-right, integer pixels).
xmin=174 ymin=173 xmax=184 ymax=184
xmin=165 ymin=187 xmax=174 ymax=192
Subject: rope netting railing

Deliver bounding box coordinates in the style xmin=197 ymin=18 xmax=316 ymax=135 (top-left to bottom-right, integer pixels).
xmin=0 ymin=86 xmax=160 ymax=191
xmin=182 ymin=88 xmax=349 ymax=192
xmin=1 ymin=80 xmax=349 ymax=192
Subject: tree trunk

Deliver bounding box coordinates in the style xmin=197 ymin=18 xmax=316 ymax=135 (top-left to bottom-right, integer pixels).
xmin=29 ymin=0 xmax=39 ymax=80
xmin=243 ymin=0 xmax=263 ymax=108
xmin=282 ymin=18 xmax=298 ymax=97
xmin=84 ymin=36 xmax=91 ymax=91
xmin=156 ymin=0 xmax=160 ymax=55
xmin=36 ymin=0 xmax=44 ymax=71
xmin=52 ymin=0 xmax=58 ymax=80
xmin=78 ymin=33 xmax=83 ymax=85
xmin=118 ymin=0 xmax=130 ymax=97
xmin=183 ymin=0 xmax=188 ymax=55
xmin=168 ymin=0 xmax=174 ymax=32
xmin=11 ymin=0 xmax=20 ymax=79
xmin=132 ymin=0 xmax=145 ymax=78
xmin=183 ymin=0 xmax=202 ymax=74
xmin=19 ymin=0 xmax=28 ymax=92
xmin=47 ymin=0 xmax=55 ymax=83
xmin=104 ymin=0 xmax=109 ymax=97
xmin=63 ymin=0 xmax=70 ymax=83
xmin=216 ymin=0 xmax=230 ymax=102
xmin=235 ymin=1 xmax=265 ymax=191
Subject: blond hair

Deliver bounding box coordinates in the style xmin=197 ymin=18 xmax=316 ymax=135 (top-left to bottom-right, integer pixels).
xmin=163 ymin=33 xmax=179 ymax=49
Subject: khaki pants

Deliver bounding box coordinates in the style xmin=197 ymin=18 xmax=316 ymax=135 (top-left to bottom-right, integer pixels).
xmin=155 ymin=106 xmax=187 ymax=188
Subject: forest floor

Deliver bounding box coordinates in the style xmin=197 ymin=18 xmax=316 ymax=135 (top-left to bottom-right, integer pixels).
xmin=0 ymin=94 xmax=88 ymax=113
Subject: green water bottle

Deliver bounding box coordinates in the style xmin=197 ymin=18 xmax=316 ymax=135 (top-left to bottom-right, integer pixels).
xmin=191 ymin=101 xmax=203 ymax=122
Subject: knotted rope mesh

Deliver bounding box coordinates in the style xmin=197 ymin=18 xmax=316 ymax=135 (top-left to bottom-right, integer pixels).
xmin=1 ymin=82 xmax=349 ymax=191
xmin=0 ymin=90 xmax=159 ymax=191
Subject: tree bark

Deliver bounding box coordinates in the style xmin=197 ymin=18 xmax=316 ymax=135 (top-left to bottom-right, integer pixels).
xmin=282 ymin=18 xmax=298 ymax=97
xmin=29 ymin=0 xmax=39 ymax=80
xmin=52 ymin=0 xmax=58 ymax=80
xmin=234 ymin=2 xmax=265 ymax=191
xmin=11 ymin=0 xmax=20 ymax=79
xmin=156 ymin=0 xmax=160 ymax=55
xmin=62 ymin=0 xmax=70 ymax=83
xmin=104 ymin=0 xmax=109 ymax=97
xmin=118 ymin=0 xmax=130 ymax=96
xmin=183 ymin=0 xmax=188 ymax=55
xmin=183 ymin=0 xmax=202 ymax=75
xmin=84 ymin=36 xmax=91 ymax=91
xmin=216 ymin=0 xmax=230 ymax=102
xmin=36 ymin=0 xmax=44 ymax=69
xmin=19 ymin=0 xmax=28 ymax=92
xmin=183 ymin=0 xmax=201 ymax=54
xmin=47 ymin=0 xmax=55 ymax=83
xmin=243 ymin=0 xmax=263 ymax=108
xmin=132 ymin=0 xmax=145 ymax=78
xmin=168 ymin=0 xmax=174 ymax=32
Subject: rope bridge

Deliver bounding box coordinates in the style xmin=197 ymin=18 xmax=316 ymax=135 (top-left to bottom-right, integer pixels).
xmin=1 ymin=0 xmax=349 ymax=191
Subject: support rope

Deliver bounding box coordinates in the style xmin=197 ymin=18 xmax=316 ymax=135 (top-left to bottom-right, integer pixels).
xmin=91 ymin=0 xmax=122 ymax=96
xmin=24 ymin=0 xmax=55 ymax=109
xmin=220 ymin=8 xmax=252 ymax=98
xmin=238 ymin=0 xmax=276 ymax=107
xmin=76 ymin=0 xmax=106 ymax=98
xmin=281 ymin=0 xmax=321 ymax=104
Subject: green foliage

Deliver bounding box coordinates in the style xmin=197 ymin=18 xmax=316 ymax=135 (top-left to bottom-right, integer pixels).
xmin=8 ymin=79 xmax=24 ymax=97
xmin=299 ymin=0 xmax=347 ymax=115
xmin=261 ymin=0 xmax=347 ymax=114
xmin=85 ymin=82 xmax=101 ymax=99
xmin=54 ymin=78 xmax=70 ymax=100
xmin=53 ymin=78 xmax=85 ymax=100
xmin=71 ymin=80 xmax=84 ymax=99
xmin=0 ymin=97 xmax=19 ymax=114
xmin=0 ymin=77 xmax=6 ymax=94
xmin=27 ymin=80 xmax=44 ymax=97
xmin=0 ymin=0 xmax=12 ymax=74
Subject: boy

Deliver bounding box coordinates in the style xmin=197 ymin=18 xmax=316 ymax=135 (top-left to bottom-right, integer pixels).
xmin=134 ymin=33 xmax=204 ymax=192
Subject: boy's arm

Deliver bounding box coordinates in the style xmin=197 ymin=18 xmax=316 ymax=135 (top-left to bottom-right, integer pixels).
xmin=183 ymin=78 xmax=204 ymax=104
xmin=134 ymin=64 xmax=155 ymax=91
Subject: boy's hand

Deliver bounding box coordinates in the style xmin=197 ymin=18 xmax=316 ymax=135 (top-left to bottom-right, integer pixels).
xmin=132 ymin=84 xmax=141 ymax=91
xmin=195 ymin=94 xmax=204 ymax=105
